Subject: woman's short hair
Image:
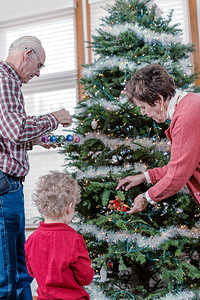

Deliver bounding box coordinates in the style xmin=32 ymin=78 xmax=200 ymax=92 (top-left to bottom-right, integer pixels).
xmin=33 ymin=171 xmax=81 ymax=219
xmin=126 ymin=64 xmax=176 ymax=106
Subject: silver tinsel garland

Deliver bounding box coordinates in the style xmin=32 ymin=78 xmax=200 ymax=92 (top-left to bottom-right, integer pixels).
xmin=156 ymin=289 xmax=200 ymax=300
xmin=74 ymin=97 xmax=122 ymax=115
xmin=71 ymin=220 xmax=200 ymax=248
xmin=82 ymin=56 xmax=192 ymax=79
xmin=87 ymin=282 xmax=200 ymax=300
xmin=86 ymin=282 xmax=112 ymax=300
xmin=87 ymin=281 xmax=200 ymax=300
xmin=75 ymin=164 xmax=146 ymax=180
xmin=77 ymin=132 xmax=170 ymax=153
xmin=99 ymin=22 xmax=181 ymax=46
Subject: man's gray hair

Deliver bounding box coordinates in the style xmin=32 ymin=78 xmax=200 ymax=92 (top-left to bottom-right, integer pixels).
xmin=9 ymin=36 xmax=43 ymax=53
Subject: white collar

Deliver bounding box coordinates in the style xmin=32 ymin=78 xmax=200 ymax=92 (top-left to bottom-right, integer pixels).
xmin=166 ymin=90 xmax=188 ymax=120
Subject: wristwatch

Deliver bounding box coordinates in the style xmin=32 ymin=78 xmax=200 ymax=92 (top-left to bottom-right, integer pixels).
xmin=142 ymin=193 xmax=147 ymax=201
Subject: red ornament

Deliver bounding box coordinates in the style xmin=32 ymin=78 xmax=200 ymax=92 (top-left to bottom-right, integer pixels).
xmin=122 ymin=88 xmax=126 ymax=94
xmin=113 ymin=200 xmax=119 ymax=206
xmin=107 ymin=260 xmax=113 ymax=269
xmin=108 ymin=195 xmax=130 ymax=213
xmin=122 ymin=206 xmax=128 ymax=212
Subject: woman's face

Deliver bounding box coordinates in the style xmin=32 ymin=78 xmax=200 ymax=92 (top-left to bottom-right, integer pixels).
xmin=133 ymin=97 xmax=167 ymax=123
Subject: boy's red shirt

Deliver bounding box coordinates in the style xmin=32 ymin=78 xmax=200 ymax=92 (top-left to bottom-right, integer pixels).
xmin=25 ymin=222 xmax=94 ymax=300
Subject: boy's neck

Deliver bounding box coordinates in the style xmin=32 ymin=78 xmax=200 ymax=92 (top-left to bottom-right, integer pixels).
xmin=44 ymin=216 xmax=71 ymax=225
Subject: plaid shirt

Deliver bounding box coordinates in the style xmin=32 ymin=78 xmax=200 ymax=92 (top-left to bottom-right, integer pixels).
xmin=0 ymin=61 xmax=58 ymax=176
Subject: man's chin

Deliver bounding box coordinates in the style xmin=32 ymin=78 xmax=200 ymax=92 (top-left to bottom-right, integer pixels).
xmin=22 ymin=78 xmax=30 ymax=84
xmin=22 ymin=74 xmax=36 ymax=83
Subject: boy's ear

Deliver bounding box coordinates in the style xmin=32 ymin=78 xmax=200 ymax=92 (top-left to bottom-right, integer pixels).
xmin=66 ymin=202 xmax=74 ymax=215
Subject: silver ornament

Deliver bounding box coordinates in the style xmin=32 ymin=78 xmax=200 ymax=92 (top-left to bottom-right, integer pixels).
xmin=91 ymin=119 xmax=98 ymax=130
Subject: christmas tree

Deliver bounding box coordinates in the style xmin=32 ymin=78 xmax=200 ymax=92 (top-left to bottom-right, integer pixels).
xmin=61 ymin=0 xmax=200 ymax=299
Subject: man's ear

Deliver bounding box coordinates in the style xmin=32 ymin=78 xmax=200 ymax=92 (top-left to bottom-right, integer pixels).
xmin=24 ymin=49 xmax=33 ymax=61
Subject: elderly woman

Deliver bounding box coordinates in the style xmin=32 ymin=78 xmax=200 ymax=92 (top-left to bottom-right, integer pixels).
xmin=116 ymin=63 xmax=200 ymax=213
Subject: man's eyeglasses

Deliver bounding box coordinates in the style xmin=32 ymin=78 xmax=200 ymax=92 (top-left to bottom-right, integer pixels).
xmin=25 ymin=47 xmax=45 ymax=70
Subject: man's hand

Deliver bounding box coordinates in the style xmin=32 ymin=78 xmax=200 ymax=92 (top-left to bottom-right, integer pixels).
xmin=116 ymin=174 xmax=146 ymax=191
xmin=32 ymin=138 xmax=57 ymax=149
xmin=51 ymin=109 xmax=72 ymax=127
xmin=127 ymin=194 xmax=148 ymax=214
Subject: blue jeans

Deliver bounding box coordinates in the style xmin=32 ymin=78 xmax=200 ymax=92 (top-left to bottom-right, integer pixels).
xmin=0 ymin=179 xmax=33 ymax=300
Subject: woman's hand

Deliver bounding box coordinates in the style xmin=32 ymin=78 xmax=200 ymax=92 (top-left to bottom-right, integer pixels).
xmin=127 ymin=194 xmax=148 ymax=214
xmin=116 ymin=174 xmax=146 ymax=191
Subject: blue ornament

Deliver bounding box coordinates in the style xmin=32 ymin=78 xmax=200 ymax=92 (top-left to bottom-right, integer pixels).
xmin=66 ymin=134 xmax=74 ymax=142
xmin=50 ymin=135 xmax=58 ymax=143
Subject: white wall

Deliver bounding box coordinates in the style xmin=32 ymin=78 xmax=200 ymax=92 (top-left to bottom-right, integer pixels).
xmin=0 ymin=0 xmax=76 ymax=59
xmin=0 ymin=0 xmax=74 ymax=22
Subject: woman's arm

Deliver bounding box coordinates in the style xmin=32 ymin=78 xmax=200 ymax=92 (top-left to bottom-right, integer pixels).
xmin=148 ymin=99 xmax=200 ymax=202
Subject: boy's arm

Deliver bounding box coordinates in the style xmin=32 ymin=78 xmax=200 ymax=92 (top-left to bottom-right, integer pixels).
xmin=24 ymin=244 xmax=34 ymax=278
xmin=71 ymin=236 xmax=94 ymax=286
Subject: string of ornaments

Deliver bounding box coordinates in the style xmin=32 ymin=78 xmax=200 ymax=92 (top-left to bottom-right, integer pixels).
xmin=41 ymin=134 xmax=80 ymax=144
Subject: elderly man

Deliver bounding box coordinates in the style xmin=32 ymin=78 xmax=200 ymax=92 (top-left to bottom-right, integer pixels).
xmin=0 ymin=36 xmax=72 ymax=299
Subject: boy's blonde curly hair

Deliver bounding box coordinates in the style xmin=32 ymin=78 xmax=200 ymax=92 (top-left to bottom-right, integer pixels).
xmin=33 ymin=171 xmax=81 ymax=219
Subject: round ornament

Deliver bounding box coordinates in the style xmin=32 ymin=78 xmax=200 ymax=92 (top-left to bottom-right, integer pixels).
xmin=41 ymin=135 xmax=49 ymax=143
xmin=57 ymin=135 xmax=65 ymax=143
xmin=122 ymin=88 xmax=126 ymax=94
xmin=107 ymin=260 xmax=113 ymax=269
xmin=74 ymin=136 xmax=80 ymax=143
xmin=76 ymin=136 xmax=80 ymax=143
xmin=50 ymin=135 xmax=58 ymax=143
xmin=66 ymin=134 xmax=74 ymax=142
